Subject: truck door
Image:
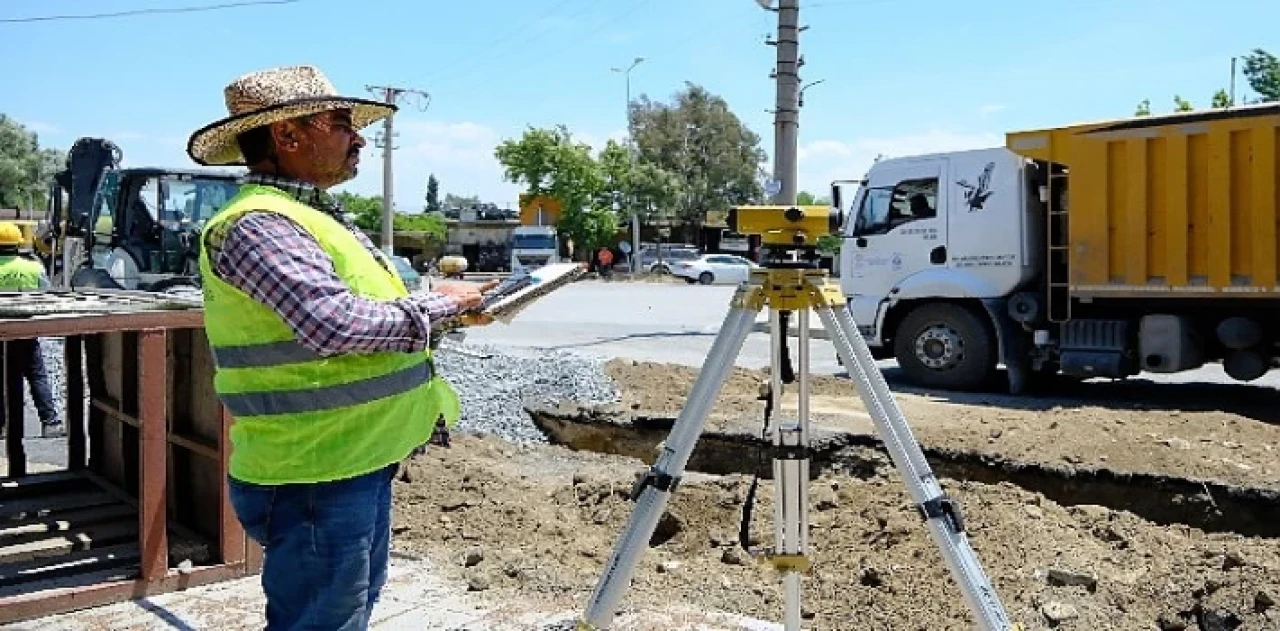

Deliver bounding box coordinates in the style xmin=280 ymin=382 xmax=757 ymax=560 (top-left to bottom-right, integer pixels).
xmin=839 ymin=160 xmax=947 ymax=334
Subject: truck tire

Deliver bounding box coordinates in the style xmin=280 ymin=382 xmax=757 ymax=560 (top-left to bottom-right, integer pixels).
xmin=892 ymin=303 xmax=995 ymax=391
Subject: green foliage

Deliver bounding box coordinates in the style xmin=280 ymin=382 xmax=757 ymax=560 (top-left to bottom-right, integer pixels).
xmin=1242 ymin=48 xmax=1280 ymax=102
xmin=1134 ymin=47 xmax=1278 ymax=115
xmin=425 ymin=174 xmax=440 ymax=213
xmin=0 ymin=115 xmax=65 ymax=210
xmin=491 ymin=83 xmax=762 ymax=250
xmin=796 ymin=190 xmax=832 ymax=206
xmin=444 ymin=193 xmax=479 ymax=209
xmin=337 ymin=190 xmax=445 ymax=242
xmin=816 ymin=233 xmax=842 ymax=255
xmin=630 ymin=83 xmax=767 ymax=237
xmin=494 ymin=125 xmax=608 ymax=257
xmin=1211 ymin=89 xmax=1232 ymax=108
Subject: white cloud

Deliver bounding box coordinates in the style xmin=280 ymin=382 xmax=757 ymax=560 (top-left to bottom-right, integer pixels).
xmin=977 ymin=104 xmax=1007 ymax=117
xmin=22 ymin=120 xmax=60 ymax=135
xmin=340 ymin=119 xmax=524 ymax=210
xmin=795 ymin=129 xmax=1005 ymax=197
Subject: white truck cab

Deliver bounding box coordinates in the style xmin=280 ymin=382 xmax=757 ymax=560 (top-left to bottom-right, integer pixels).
xmin=834 ymin=147 xmax=1042 ymax=389
xmin=510 ymin=225 xmax=560 ymax=273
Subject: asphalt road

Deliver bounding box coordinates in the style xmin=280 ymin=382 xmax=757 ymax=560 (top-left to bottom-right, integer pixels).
xmin=465 ymin=279 xmax=1280 ymax=391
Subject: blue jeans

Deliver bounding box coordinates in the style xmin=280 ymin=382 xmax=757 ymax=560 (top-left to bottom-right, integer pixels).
xmin=228 ymin=464 xmax=397 ymax=631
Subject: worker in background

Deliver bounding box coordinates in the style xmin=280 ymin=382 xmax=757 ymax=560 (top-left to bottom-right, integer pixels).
xmin=0 ymin=222 xmax=63 ymax=439
xmin=187 ymin=65 xmax=497 ymax=630
xmin=596 ymin=246 xmax=614 ymax=278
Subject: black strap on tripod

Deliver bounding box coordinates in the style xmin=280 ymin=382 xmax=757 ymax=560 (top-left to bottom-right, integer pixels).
xmin=739 ymin=311 xmax=795 ymax=551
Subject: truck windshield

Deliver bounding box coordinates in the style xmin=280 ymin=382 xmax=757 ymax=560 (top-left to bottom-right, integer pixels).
xmin=157 ymin=176 xmax=241 ymax=224
xmin=852 ymin=178 xmax=937 ymax=236
xmin=513 ymin=235 xmax=556 ymax=249
xmin=851 ymin=186 xmax=895 ymax=236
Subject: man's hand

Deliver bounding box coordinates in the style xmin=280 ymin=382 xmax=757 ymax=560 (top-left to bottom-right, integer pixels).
xmin=431 ymin=278 xmax=502 ymax=311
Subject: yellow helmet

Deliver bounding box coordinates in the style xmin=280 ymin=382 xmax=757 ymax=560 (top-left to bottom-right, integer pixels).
xmin=0 ymin=222 xmax=22 ymax=247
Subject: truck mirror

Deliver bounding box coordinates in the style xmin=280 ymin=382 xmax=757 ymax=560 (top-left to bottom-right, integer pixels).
xmin=831 ymin=184 xmax=841 ymax=210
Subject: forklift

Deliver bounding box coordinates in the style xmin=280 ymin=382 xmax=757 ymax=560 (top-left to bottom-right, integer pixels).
xmin=39 ymin=137 xmax=242 ymax=292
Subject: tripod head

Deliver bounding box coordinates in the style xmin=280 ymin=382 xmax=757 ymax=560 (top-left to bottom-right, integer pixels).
xmin=725 ymin=203 xmax=845 ymax=269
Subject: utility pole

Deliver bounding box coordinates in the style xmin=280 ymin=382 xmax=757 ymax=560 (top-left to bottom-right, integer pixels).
xmin=612 ymin=57 xmax=645 ymax=273
xmin=366 ymin=85 xmax=431 ymax=256
xmin=762 ymin=0 xmax=801 ymax=205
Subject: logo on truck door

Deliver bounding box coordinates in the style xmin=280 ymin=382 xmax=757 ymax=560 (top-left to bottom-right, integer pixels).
xmin=956 ymin=161 xmax=995 ymax=212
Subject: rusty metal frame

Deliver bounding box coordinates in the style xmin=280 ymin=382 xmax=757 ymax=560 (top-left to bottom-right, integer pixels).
xmin=0 ymin=305 xmax=262 ymax=625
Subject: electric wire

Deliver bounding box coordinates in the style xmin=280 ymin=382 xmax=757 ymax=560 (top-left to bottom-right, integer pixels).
xmin=0 ymin=0 xmax=303 ymax=24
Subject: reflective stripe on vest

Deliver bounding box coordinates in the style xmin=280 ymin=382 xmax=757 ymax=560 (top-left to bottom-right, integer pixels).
xmin=218 ymin=358 xmax=433 ymax=417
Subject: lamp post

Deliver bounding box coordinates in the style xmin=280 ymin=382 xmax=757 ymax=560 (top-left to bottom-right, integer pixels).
xmin=612 ymin=56 xmax=644 ymax=273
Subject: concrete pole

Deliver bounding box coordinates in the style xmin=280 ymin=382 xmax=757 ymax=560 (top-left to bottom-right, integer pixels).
xmin=380 ymin=87 xmax=397 ymax=257
xmin=771 ymin=0 xmax=801 ymax=206
xmin=614 ymin=57 xmax=645 ymax=272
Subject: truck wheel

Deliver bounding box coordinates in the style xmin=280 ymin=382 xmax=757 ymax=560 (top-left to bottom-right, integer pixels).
xmin=892 ymin=303 xmax=995 ymax=391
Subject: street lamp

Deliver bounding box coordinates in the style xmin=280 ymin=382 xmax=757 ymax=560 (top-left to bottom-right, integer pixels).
xmin=611 ymin=56 xmax=644 ymax=273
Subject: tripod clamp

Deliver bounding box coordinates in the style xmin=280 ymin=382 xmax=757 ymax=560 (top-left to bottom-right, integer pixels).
xmin=628 ymin=467 xmax=680 ymax=499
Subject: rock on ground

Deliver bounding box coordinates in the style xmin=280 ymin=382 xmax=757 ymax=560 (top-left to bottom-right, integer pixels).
xmin=435 ymin=343 xmax=620 ymax=444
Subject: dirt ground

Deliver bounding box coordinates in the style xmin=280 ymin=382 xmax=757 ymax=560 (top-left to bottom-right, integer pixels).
xmin=389 ymin=360 xmax=1280 ymax=630
xmin=603 ymin=360 xmax=1280 ymax=491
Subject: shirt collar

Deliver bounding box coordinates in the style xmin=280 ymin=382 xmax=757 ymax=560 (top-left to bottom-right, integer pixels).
xmin=238 ymin=173 xmax=345 ymax=218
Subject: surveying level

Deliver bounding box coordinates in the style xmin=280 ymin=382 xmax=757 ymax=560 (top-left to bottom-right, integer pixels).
xmin=575 ymin=215 xmax=1016 ymax=630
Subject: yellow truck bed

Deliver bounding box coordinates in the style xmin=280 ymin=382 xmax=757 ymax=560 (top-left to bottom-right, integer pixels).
xmin=1007 ymin=102 xmax=1280 ymax=297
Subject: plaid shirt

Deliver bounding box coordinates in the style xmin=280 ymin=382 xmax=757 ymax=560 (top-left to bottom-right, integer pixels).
xmin=207 ymin=173 xmax=458 ymax=356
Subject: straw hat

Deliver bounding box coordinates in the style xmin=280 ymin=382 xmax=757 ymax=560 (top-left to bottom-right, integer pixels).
xmin=186 ymin=65 xmax=397 ymax=166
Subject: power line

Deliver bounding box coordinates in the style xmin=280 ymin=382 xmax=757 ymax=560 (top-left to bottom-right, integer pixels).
xmin=0 ymin=0 xmax=303 ymax=24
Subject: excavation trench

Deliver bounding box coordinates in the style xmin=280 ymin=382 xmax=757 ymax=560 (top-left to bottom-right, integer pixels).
xmin=526 ymin=401 xmax=1280 ymax=539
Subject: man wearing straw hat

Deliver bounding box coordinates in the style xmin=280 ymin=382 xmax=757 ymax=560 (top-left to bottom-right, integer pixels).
xmin=188 ymin=65 xmax=494 ymax=629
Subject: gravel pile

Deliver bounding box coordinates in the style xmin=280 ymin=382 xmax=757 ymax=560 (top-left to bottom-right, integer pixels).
xmin=434 ymin=342 xmax=621 ymax=444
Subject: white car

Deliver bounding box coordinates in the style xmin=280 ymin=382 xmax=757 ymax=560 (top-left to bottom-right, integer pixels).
xmin=671 ymin=254 xmax=759 ymax=285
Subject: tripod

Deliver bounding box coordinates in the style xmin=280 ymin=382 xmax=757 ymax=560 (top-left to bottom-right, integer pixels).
xmin=576 ymin=265 xmax=1016 ymax=630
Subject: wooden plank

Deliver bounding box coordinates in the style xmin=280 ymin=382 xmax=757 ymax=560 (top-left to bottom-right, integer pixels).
xmin=4 ymin=342 xmax=27 ymax=479
xmin=0 ymin=543 xmax=138 ymax=588
xmin=0 ymin=519 xmax=137 ymax=565
xmin=0 ymin=470 xmax=86 ymax=496
xmin=0 ymin=492 xmax=115 ymax=522
xmin=0 ymin=504 xmax=135 ymax=541
xmin=66 ymin=336 xmax=86 ymax=470
xmin=136 ymin=329 xmax=168 ymax=581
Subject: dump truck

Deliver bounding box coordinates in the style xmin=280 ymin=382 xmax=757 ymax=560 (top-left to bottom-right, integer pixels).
xmin=834 ymin=101 xmax=1280 ymax=394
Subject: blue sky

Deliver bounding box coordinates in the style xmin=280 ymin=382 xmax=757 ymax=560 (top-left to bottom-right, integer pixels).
xmin=3 ymin=0 xmax=1275 ymax=211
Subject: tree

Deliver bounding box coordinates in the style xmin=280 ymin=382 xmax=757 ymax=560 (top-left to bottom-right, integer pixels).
xmin=0 ymin=115 xmax=65 ymax=210
xmin=425 ymin=174 xmax=440 ymax=214
xmin=339 ymin=190 xmax=446 ymax=242
xmin=494 ymin=125 xmax=612 ymax=255
xmin=796 ymin=190 xmax=832 ymax=206
xmin=595 ymin=139 xmax=682 ymax=224
xmin=1211 ymin=89 xmax=1232 ymax=108
xmin=443 ymin=193 xmax=479 ymax=209
xmin=1173 ymin=95 xmax=1194 ymax=112
xmin=1242 ymin=48 xmax=1280 ymax=102
xmin=1135 ymin=99 xmax=1152 ymax=116
xmin=630 ymin=83 xmax=767 ymax=241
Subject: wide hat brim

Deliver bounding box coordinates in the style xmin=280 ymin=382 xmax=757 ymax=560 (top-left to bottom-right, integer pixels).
xmin=186 ymin=95 xmax=396 ymax=166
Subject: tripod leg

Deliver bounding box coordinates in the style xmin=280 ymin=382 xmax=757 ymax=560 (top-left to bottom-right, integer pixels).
xmin=768 ymin=306 xmax=810 ymax=631
xmin=579 ymin=284 xmax=764 ymax=630
xmin=810 ymin=282 xmax=1015 ymax=630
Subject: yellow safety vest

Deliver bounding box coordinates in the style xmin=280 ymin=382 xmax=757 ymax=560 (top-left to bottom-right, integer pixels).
xmin=197 ymin=184 xmax=460 ymax=485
